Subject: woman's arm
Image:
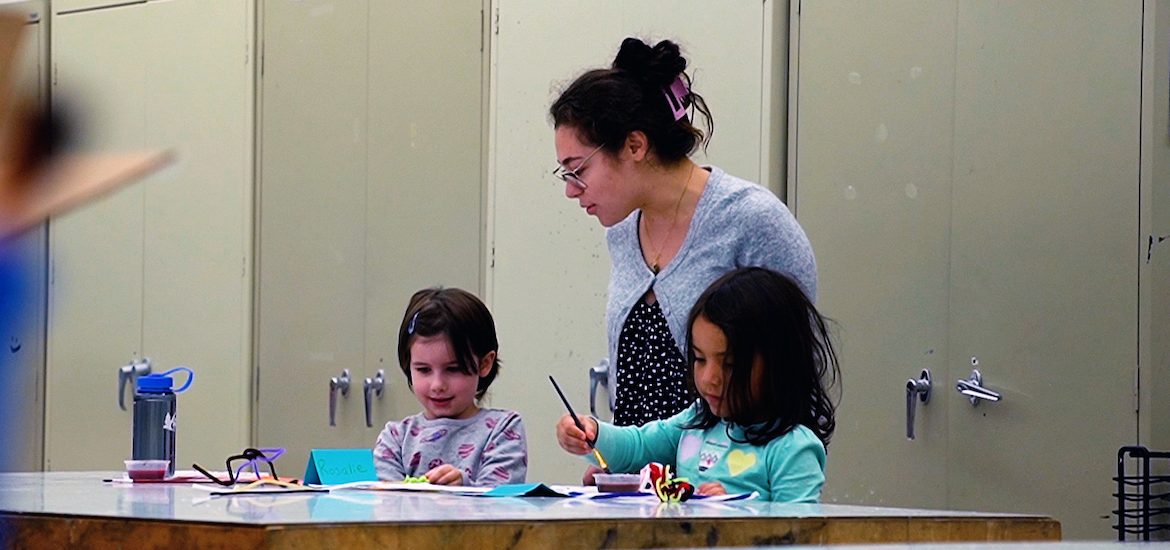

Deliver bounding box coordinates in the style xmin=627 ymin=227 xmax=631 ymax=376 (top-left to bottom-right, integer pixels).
xmin=735 ymin=190 xmax=818 ymax=302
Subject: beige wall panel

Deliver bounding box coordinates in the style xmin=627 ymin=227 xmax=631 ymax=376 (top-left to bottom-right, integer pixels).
xmin=489 ymin=0 xmax=771 ymax=485
xmin=946 ymin=0 xmax=1140 ymax=539
xmin=255 ymin=0 xmax=371 ymax=470
xmin=793 ymin=0 xmax=956 ymax=509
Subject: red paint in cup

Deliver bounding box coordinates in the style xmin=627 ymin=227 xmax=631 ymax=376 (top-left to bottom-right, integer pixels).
xmin=125 ymin=459 xmax=169 ymax=481
xmin=594 ymin=473 xmax=641 ymax=493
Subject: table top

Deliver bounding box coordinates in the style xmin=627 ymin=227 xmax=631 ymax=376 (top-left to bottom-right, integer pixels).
xmin=0 ymin=471 xmax=1047 ymax=527
xmin=786 ymin=545 xmax=1170 ymax=549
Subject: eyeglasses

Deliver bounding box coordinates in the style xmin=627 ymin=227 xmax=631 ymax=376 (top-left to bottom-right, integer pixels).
xmin=193 ymin=447 xmax=286 ymax=486
xmin=552 ymin=143 xmax=605 ymax=190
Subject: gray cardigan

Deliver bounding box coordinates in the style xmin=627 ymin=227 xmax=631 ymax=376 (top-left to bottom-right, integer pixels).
xmin=604 ymin=166 xmax=817 ymax=411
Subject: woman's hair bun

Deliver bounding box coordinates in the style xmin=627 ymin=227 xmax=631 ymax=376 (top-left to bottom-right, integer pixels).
xmin=612 ymin=37 xmax=687 ymax=87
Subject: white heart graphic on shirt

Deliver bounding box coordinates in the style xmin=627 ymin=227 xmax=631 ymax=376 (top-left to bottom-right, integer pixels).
xmin=678 ymin=434 xmax=701 ymax=461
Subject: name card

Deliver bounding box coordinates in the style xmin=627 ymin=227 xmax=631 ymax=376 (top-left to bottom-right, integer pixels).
xmin=303 ymin=448 xmax=378 ymax=485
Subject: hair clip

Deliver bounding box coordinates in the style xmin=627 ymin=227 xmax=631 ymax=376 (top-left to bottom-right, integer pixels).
xmin=662 ymin=75 xmax=689 ymax=121
xmin=407 ymin=311 xmax=419 ymax=334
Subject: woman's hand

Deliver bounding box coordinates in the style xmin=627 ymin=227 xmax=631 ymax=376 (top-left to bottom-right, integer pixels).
xmin=556 ymin=413 xmax=598 ymax=455
xmin=696 ymin=481 xmax=727 ymax=497
xmin=424 ymin=464 xmax=463 ymax=486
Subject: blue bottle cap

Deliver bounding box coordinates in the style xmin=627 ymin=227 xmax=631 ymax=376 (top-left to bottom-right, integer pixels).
xmin=136 ymin=373 xmax=174 ymax=393
xmin=135 ymin=366 xmax=194 ymax=393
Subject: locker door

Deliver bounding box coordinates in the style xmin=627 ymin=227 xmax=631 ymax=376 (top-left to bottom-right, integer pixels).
xmin=488 ymin=0 xmax=782 ymax=484
xmin=254 ymin=0 xmax=372 ymax=469
xmin=47 ymin=0 xmax=253 ymax=471
xmin=793 ymin=0 xmax=956 ymax=509
xmin=793 ymin=0 xmax=1142 ymax=539
xmin=1141 ymin=0 xmax=1170 ymax=450
xmin=47 ymin=1 xmax=148 ymax=471
xmin=946 ymin=1 xmax=1140 ymax=538
xmin=364 ymin=1 xmax=484 ymax=439
xmin=138 ymin=0 xmax=254 ymax=472
xmin=255 ymin=0 xmax=486 ymax=471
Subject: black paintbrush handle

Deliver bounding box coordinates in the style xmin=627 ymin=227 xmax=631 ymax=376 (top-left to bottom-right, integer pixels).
xmin=549 ymin=375 xmax=591 ymax=442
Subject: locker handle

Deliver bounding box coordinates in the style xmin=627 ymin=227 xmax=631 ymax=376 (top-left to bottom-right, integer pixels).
xmin=363 ymin=369 xmax=385 ymax=428
xmin=117 ymin=357 xmax=152 ymax=411
xmin=589 ymin=359 xmax=609 ymax=417
xmin=905 ymin=369 xmax=931 ymax=440
xmin=328 ymin=369 xmax=350 ymax=427
xmin=956 ymin=369 xmax=1001 ymax=405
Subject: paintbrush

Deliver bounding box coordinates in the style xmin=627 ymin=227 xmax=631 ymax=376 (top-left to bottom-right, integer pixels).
xmin=548 ymin=375 xmax=611 ymax=474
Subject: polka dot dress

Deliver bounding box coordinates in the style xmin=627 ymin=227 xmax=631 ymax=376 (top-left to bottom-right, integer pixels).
xmin=613 ymin=297 xmax=695 ymax=426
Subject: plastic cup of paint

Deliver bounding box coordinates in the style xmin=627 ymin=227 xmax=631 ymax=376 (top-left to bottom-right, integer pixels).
xmin=124 ymin=459 xmax=170 ymax=481
xmin=594 ymin=473 xmax=641 ymax=493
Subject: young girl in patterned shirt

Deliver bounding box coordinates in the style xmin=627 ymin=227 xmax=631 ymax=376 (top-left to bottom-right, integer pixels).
xmin=556 ymin=268 xmax=840 ymax=501
xmin=374 ymin=288 xmax=527 ymax=486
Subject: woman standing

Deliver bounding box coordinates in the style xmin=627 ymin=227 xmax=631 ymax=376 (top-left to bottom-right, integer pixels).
xmin=550 ymin=37 xmax=817 ymax=428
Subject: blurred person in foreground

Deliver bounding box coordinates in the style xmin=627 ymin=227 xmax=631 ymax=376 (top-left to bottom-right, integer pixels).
xmin=0 ymin=11 xmax=170 ymax=475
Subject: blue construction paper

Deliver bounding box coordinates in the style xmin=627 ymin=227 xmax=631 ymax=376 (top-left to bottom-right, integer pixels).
xmin=309 ymin=492 xmax=377 ymax=521
xmin=481 ymin=483 xmax=573 ymax=498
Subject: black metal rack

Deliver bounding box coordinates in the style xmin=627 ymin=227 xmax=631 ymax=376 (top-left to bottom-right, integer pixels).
xmin=1114 ymin=445 xmax=1170 ymax=541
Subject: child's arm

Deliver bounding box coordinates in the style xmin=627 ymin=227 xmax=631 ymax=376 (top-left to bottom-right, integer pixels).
xmin=373 ymin=421 xmax=408 ymax=481
xmin=556 ymin=413 xmax=598 ymax=455
xmin=590 ymin=403 xmax=697 ymax=473
xmin=470 ymin=411 xmax=528 ymax=486
xmin=766 ymin=427 xmax=827 ymax=503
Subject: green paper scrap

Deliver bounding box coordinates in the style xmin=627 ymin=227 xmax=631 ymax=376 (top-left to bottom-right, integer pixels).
xmin=303 ymin=448 xmax=378 ymax=485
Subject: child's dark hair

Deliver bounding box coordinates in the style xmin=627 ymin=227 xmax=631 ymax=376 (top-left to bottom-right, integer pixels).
xmin=549 ymin=37 xmax=714 ymax=162
xmin=397 ymin=287 xmax=501 ymax=400
xmin=685 ymin=267 xmax=840 ymax=447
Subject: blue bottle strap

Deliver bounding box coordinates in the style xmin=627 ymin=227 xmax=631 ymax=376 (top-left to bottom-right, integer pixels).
xmin=161 ymin=366 xmax=194 ymax=393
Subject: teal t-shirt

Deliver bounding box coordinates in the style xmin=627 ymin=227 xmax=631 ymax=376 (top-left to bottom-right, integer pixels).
xmin=593 ymin=400 xmax=826 ymax=502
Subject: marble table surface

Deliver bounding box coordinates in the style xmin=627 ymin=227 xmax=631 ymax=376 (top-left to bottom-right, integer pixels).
xmin=0 ymin=471 xmax=1043 ymax=526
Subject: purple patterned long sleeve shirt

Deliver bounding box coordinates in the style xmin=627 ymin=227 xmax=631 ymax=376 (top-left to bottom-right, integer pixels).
xmin=373 ymin=408 xmax=527 ymax=486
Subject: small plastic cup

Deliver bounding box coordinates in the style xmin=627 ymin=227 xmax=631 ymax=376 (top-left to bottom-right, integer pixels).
xmin=124 ymin=459 xmax=170 ymax=481
xmin=594 ymin=473 xmax=641 ymax=493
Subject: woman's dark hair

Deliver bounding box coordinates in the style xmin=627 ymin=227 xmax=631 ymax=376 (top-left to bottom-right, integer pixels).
xmin=397 ymin=287 xmax=501 ymax=400
xmin=549 ymin=37 xmax=714 ymax=162
xmin=685 ymin=267 xmax=840 ymax=447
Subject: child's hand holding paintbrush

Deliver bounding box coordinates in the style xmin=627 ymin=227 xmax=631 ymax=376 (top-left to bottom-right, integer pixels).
xmin=549 ymin=376 xmax=611 ymax=474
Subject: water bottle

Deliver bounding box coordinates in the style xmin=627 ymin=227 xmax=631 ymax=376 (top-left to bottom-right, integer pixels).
xmin=132 ymin=366 xmax=194 ymax=477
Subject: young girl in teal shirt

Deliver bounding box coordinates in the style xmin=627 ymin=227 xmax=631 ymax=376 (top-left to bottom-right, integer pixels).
xmin=556 ymin=267 xmax=840 ymax=502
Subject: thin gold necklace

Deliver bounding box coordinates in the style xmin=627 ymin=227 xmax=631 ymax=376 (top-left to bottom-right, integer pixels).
xmin=644 ymin=163 xmax=696 ymax=274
